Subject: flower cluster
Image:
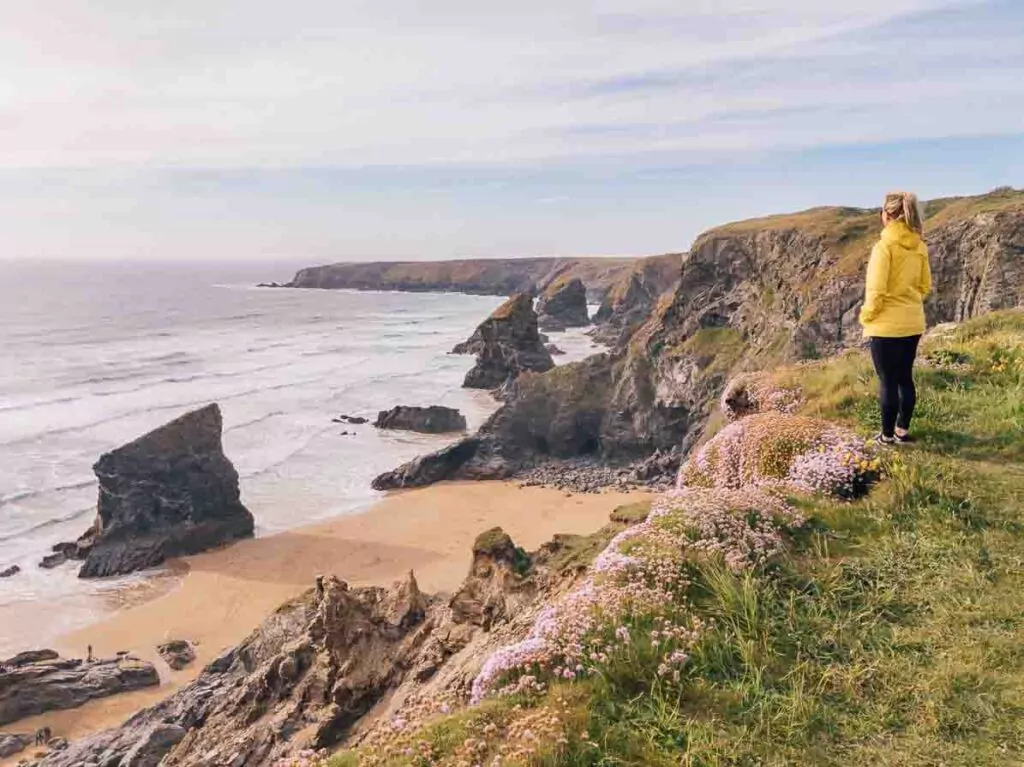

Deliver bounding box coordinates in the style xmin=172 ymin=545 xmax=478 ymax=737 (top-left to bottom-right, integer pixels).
xmin=679 ymin=412 xmax=879 ymax=498
xmin=720 ymin=373 xmax=802 ymax=422
xmin=470 ymin=487 xmax=804 ymax=703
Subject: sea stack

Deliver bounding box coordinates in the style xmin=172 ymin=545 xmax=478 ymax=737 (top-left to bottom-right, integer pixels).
xmin=536 ymin=277 xmax=589 ymax=331
xmin=454 ymin=293 xmax=554 ymax=390
xmin=70 ymin=404 xmax=254 ymax=578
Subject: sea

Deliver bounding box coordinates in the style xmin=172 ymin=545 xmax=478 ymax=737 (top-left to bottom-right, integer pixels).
xmin=0 ymin=259 xmax=603 ymax=656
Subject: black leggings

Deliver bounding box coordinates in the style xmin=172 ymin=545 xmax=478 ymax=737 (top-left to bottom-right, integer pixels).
xmin=869 ymin=335 xmax=921 ymax=437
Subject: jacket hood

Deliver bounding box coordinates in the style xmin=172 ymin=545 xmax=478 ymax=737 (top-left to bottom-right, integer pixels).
xmin=880 ymin=219 xmax=923 ymax=250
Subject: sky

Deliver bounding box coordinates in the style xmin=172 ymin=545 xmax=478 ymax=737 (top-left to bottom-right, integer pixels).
xmin=1 ymin=0 xmax=1022 ymax=264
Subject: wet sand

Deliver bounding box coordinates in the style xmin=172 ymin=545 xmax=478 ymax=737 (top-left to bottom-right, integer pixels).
xmin=0 ymin=482 xmax=645 ymax=761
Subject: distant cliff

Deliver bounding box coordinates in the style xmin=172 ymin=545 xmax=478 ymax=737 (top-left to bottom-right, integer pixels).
xmin=284 ymin=256 xmax=644 ymax=301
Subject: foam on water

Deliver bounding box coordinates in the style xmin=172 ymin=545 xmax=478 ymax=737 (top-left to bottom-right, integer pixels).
xmin=0 ymin=260 xmax=602 ymax=654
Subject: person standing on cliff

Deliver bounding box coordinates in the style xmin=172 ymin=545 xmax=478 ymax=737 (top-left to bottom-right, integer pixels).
xmin=860 ymin=190 xmax=932 ymax=445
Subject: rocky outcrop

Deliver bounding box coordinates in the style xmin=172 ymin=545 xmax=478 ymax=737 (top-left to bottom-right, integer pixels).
xmin=536 ymin=278 xmax=589 ymax=331
xmin=157 ymin=641 xmax=196 ymax=671
xmin=591 ymin=253 xmax=681 ymax=347
xmin=0 ymin=653 xmax=159 ymax=726
xmin=56 ymin=404 xmax=255 ymax=578
xmin=36 ymin=522 xmax=603 ymax=767
xmin=371 ymin=189 xmax=1024 ymax=491
xmin=0 ymin=733 xmax=32 ymax=758
xmin=374 ymin=406 xmax=467 ymax=434
xmin=371 ymin=437 xmax=514 ymax=490
xmin=0 ymin=564 xmax=20 ymax=578
xmin=283 ymin=257 xmax=637 ymax=301
xmin=454 ymin=294 xmax=554 ymax=390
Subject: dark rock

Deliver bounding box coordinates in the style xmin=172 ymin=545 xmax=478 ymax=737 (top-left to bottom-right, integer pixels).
xmin=58 ymin=404 xmax=254 ymax=579
xmin=156 ymin=641 xmax=196 ymax=671
xmin=45 ymin=737 xmax=68 ymax=751
xmin=0 ymin=733 xmax=31 ymax=758
xmin=0 ymin=653 xmax=159 ymax=726
xmin=2 ymin=650 xmax=59 ymax=667
xmin=0 ymin=565 xmax=21 ymax=578
xmin=454 ymin=294 xmax=554 ymax=390
xmin=332 ymin=415 xmax=368 ymax=425
xmin=536 ymin=278 xmax=589 ymax=331
xmin=37 ymin=553 xmax=68 ymax=570
xmin=255 ymin=282 xmax=286 ymax=288
xmin=545 ymin=344 xmax=566 ymax=356
xmin=374 ymin=406 xmax=467 ymax=434
xmin=371 ymin=437 xmax=515 ymax=490
xmin=122 ymin=723 xmax=187 ymax=766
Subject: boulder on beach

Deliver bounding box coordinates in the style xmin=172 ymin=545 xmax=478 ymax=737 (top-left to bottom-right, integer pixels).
xmin=333 ymin=414 xmax=368 ymax=425
xmin=0 ymin=652 xmax=158 ymax=726
xmin=0 ymin=733 xmax=32 ymax=758
xmin=453 ymin=293 xmax=554 ymax=390
xmin=0 ymin=564 xmax=20 ymax=578
xmin=536 ymin=277 xmax=589 ymax=331
xmin=374 ymin=405 xmax=467 ymax=434
xmin=53 ymin=403 xmax=254 ymax=579
xmin=156 ymin=640 xmax=196 ymax=671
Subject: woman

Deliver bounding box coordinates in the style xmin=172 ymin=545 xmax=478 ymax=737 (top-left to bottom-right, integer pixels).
xmin=859 ymin=191 xmax=932 ymax=445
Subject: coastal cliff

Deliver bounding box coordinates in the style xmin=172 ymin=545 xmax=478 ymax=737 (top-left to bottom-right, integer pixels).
xmin=373 ymin=187 xmax=1024 ymax=489
xmin=283 ymin=256 xmax=640 ymax=301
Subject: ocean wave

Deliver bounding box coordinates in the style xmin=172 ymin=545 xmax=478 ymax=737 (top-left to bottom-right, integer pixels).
xmin=0 ymin=505 xmax=94 ymax=544
xmin=0 ymin=479 xmax=96 ymax=509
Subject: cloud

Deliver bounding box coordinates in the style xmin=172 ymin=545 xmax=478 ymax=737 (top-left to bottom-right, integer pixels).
xmin=2 ymin=0 xmax=1017 ymax=169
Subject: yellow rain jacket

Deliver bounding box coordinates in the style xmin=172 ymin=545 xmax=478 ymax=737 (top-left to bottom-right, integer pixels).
xmin=859 ymin=220 xmax=932 ymax=338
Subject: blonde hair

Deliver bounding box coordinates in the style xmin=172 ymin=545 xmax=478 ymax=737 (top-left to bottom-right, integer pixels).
xmin=883 ymin=190 xmax=923 ymax=235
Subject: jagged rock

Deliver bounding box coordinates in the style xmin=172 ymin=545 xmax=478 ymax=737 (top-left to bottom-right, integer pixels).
xmin=453 ymin=294 xmax=554 ymax=390
xmin=0 ymin=565 xmax=19 ymax=578
xmin=591 ymin=254 xmax=681 ymax=347
xmin=333 ymin=415 xmax=368 ymax=425
xmin=2 ymin=650 xmax=58 ymax=667
xmin=36 ymin=524 xmax=574 ymax=767
xmin=374 ymin=406 xmax=467 ymax=434
xmin=536 ymin=278 xmax=589 ymax=331
xmin=0 ymin=733 xmax=31 ymax=758
xmin=37 ymin=552 xmax=68 ymax=570
xmin=545 ymin=343 xmax=566 ymax=356
xmin=0 ymin=653 xmax=159 ymax=726
xmin=156 ymin=641 xmax=196 ymax=671
xmin=55 ymin=404 xmax=254 ymax=579
xmin=371 ymin=437 xmax=514 ymax=490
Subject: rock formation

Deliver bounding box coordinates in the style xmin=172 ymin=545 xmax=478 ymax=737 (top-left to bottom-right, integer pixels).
xmin=372 ymin=188 xmax=1024 ymax=490
xmin=590 ymin=253 xmax=682 ymax=346
xmin=34 ymin=520 xmax=619 ymax=767
xmin=0 ymin=652 xmax=158 ymax=726
xmin=0 ymin=564 xmax=20 ymax=578
xmin=536 ymin=277 xmax=589 ymax=331
xmin=0 ymin=733 xmax=32 ymax=758
xmin=156 ymin=641 xmax=196 ymax=671
xmin=54 ymin=404 xmax=254 ymax=578
xmin=454 ymin=294 xmax=554 ymax=390
xmin=374 ymin=406 xmax=467 ymax=434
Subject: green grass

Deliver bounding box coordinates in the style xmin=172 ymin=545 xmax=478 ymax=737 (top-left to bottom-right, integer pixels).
xmin=330 ymin=311 xmax=1024 ymax=766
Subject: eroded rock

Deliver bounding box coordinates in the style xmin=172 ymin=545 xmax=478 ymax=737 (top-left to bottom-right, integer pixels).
xmin=156 ymin=641 xmax=196 ymax=671
xmin=0 ymin=653 xmax=158 ymax=726
xmin=374 ymin=406 xmax=467 ymax=434
xmin=536 ymin=278 xmax=589 ymax=331
xmin=56 ymin=404 xmax=255 ymax=578
xmin=453 ymin=294 xmax=554 ymax=390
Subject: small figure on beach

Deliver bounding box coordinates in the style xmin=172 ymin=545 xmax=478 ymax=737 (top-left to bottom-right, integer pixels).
xmin=87 ymin=644 xmax=93 ymax=662
xmin=35 ymin=726 xmax=52 ymax=745
xmin=315 ymin=575 xmax=324 ymax=602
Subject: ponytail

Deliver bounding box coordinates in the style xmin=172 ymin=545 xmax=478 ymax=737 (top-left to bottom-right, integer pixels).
xmin=883 ymin=190 xmax=923 ymax=235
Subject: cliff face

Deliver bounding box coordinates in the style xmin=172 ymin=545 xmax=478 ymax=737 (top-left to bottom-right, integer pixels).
xmin=287 ymin=256 xmax=637 ymax=301
xmin=590 ymin=252 xmax=682 ymax=345
xmin=454 ymin=294 xmax=554 ymax=390
xmin=371 ymin=188 xmax=1024 ymax=488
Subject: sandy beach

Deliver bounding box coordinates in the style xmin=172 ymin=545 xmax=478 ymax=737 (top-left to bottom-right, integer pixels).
xmin=1 ymin=481 xmax=645 ymax=760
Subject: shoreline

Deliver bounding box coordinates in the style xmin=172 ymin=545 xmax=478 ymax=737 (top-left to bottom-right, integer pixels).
xmin=0 ymin=481 xmax=646 ymax=760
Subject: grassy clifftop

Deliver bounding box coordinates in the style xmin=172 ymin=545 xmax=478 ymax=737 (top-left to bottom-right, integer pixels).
xmin=319 ymin=310 xmax=1023 ymax=766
